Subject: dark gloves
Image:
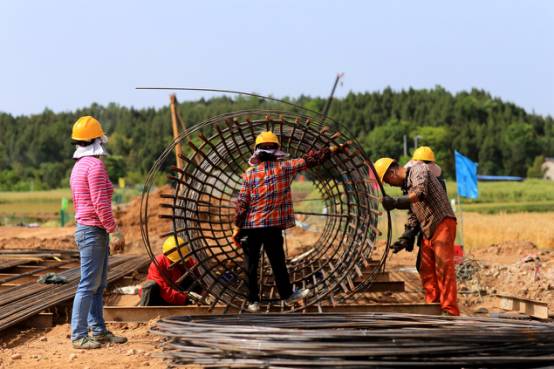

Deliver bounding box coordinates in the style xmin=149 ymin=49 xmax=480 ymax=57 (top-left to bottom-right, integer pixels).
xmin=382 ymin=195 xmax=411 ymax=211
xmin=392 ymin=226 xmax=419 ymax=253
xmin=37 ymin=273 xmax=68 ymax=284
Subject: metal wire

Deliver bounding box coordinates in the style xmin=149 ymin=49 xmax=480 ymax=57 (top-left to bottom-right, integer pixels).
xmin=151 ymin=313 xmax=554 ymax=368
xmin=140 ymin=109 xmax=390 ymax=313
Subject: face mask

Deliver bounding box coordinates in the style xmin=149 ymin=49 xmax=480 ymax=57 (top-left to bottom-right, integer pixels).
xmin=248 ymin=148 xmax=289 ymax=166
xmin=73 ymin=136 xmax=109 ymax=159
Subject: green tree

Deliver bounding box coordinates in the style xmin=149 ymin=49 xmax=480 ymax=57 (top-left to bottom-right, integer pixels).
xmin=527 ymin=155 xmax=546 ymax=178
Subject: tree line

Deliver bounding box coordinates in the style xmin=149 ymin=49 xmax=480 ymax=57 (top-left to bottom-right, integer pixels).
xmin=0 ymin=86 xmax=552 ymax=190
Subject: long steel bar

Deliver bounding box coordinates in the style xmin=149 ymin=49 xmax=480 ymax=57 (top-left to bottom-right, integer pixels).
xmin=150 ymin=313 xmax=554 ymax=368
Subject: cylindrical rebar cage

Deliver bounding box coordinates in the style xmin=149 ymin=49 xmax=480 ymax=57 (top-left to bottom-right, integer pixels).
xmin=140 ymin=109 xmax=388 ymax=312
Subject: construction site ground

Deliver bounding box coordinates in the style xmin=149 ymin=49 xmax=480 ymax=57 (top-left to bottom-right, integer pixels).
xmin=1 ymin=193 xmax=553 ymax=369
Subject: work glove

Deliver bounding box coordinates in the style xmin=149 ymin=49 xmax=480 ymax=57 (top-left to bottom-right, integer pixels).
xmin=189 ymin=291 xmax=215 ymax=305
xmin=392 ymin=226 xmax=419 ymax=253
xmin=382 ymin=195 xmax=411 ymax=211
xmin=37 ymin=273 xmax=69 ymax=284
xmin=231 ymin=227 xmax=242 ymax=248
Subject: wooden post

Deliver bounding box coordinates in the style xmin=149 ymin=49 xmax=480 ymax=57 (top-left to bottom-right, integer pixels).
xmin=170 ymin=94 xmax=184 ymax=170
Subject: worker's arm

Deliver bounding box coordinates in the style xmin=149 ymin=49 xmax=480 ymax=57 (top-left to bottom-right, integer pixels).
xmin=382 ymin=192 xmax=418 ymax=211
xmin=303 ymin=143 xmax=349 ymax=170
xmin=382 ymin=166 xmax=428 ymax=211
xmin=232 ymin=173 xmax=250 ymax=247
xmin=233 ymin=173 xmax=250 ymax=227
xmin=88 ymin=160 xmax=116 ymax=233
xmin=286 ymin=143 xmax=349 ymax=177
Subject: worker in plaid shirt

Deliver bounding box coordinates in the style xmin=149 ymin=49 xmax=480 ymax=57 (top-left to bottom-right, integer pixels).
xmin=233 ymin=131 xmax=347 ymax=312
xmin=374 ymin=157 xmax=459 ymax=316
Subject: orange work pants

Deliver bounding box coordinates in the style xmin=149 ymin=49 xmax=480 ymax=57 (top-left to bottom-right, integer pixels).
xmin=419 ymin=218 xmax=460 ymax=316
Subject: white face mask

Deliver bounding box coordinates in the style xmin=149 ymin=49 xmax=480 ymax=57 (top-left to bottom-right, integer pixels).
xmin=73 ymin=135 xmax=109 ymax=159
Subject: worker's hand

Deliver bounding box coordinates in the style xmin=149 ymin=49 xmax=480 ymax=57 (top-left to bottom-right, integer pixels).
xmin=188 ymin=291 xmax=203 ymax=303
xmin=231 ymin=227 xmax=242 ymax=248
xmin=110 ymin=230 xmax=126 ymax=254
xmin=188 ymin=291 xmax=215 ymax=305
xmin=392 ymin=238 xmax=408 ymax=253
xmin=330 ymin=141 xmax=351 ymax=154
xmin=203 ymin=293 xmax=215 ymax=305
xmin=392 ymin=226 xmax=419 ymax=253
xmin=382 ymin=195 xmax=411 ymax=211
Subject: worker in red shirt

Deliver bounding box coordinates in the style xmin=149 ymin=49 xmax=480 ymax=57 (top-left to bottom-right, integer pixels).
xmin=233 ymin=131 xmax=348 ymax=312
xmin=139 ymin=236 xmax=203 ymax=306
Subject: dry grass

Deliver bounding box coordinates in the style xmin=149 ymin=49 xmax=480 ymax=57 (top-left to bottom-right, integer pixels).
xmin=462 ymin=211 xmax=554 ymax=250
xmin=380 ymin=211 xmax=554 ymax=250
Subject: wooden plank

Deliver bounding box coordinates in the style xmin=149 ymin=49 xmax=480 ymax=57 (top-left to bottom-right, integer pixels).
xmin=355 ymin=281 xmax=405 ymax=293
xmin=104 ymin=303 xmax=441 ymax=322
xmin=20 ymin=312 xmax=53 ymax=329
xmin=496 ymin=294 xmax=549 ymax=320
xmin=356 ymin=272 xmax=390 ymax=282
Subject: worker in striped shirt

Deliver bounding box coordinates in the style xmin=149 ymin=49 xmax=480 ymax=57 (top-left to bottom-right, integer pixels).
xmin=69 ymin=116 xmax=127 ymax=349
xmin=233 ymin=131 xmax=348 ymax=312
xmin=374 ymin=157 xmax=459 ymax=316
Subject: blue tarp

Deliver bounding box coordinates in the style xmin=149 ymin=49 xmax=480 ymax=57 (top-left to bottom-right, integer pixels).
xmin=455 ymin=151 xmax=478 ymax=199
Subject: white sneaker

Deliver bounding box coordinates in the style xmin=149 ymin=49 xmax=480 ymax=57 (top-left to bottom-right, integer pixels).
xmin=247 ymin=302 xmax=260 ymax=313
xmin=285 ymin=288 xmax=310 ymax=306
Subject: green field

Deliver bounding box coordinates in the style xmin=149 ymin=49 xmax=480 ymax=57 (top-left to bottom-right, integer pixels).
xmin=0 ymin=179 xmax=552 ymax=226
xmin=381 ymin=178 xmax=554 ymax=214
xmin=0 ymin=188 xmax=140 ymax=226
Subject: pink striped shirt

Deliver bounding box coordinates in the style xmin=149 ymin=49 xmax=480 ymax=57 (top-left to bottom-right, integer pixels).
xmin=70 ymin=156 xmax=116 ymax=233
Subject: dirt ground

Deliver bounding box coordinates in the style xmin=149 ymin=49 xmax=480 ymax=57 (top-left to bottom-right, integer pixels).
xmin=0 ymin=321 xmax=167 ymax=369
xmin=1 ymin=194 xmax=554 ymax=368
xmin=0 ymin=226 xmax=74 ymax=250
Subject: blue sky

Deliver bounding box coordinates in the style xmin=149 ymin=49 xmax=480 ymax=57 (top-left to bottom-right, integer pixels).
xmin=1 ymin=0 xmax=552 ymax=116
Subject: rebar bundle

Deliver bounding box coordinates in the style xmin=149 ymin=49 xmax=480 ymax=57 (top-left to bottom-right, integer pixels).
xmin=140 ymin=109 xmax=390 ymax=312
xmin=151 ymin=313 xmax=554 ymax=368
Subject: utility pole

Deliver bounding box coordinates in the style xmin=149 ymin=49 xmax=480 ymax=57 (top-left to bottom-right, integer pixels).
xmin=414 ymin=135 xmax=422 ymax=151
xmin=169 ymin=94 xmax=184 ymax=170
xmin=403 ymin=135 xmax=408 ymax=157
xmin=321 ymin=73 xmax=344 ymax=121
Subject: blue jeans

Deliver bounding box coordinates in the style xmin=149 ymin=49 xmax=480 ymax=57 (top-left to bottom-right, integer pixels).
xmin=71 ymin=224 xmax=109 ymax=340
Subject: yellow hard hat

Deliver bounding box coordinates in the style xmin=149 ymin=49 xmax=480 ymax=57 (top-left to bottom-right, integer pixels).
xmin=162 ymin=236 xmax=191 ymax=263
xmin=255 ymin=131 xmax=280 ymax=148
xmin=71 ymin=116 xmax=104 ymax=141
xmin=373 ymin=157 xmax=397 ymax=184
xmin=412 ymin=146 xmax=435 ymax=162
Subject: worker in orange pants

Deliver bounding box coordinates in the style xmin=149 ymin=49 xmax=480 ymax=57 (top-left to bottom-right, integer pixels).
xmin=419 ymin=218 xmax=459 ymax=315
xmin=373 ymin=157 xmax=459 ymax=316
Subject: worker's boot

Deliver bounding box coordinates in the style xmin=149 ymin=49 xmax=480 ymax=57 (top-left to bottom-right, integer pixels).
xmin=72 ymin=336 xmax=102 ymax=349
xmin=247 ymin=302 xmax=260 ymax=313
xmin=93 ymin=331 xmax=128 ymax=344
xmin=285 ymin=288 xmax=310 ymax=306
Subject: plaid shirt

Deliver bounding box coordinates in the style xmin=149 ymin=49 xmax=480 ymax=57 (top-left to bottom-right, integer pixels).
xmin=235 ymin=158 xmax=307 ymax=229
xmin=406 ymin=164 xmax=456 ymax=239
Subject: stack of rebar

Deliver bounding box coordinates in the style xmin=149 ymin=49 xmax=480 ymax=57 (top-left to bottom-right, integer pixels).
xmin=141 ymin=110 xmax=390 ymax=313
xmin=0 ymin=255 xmax=149 ymax=331
xmin=152 ymin=313 xmax=554 ymax=368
